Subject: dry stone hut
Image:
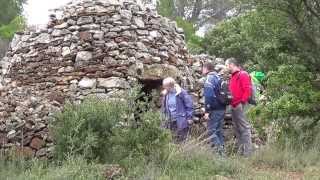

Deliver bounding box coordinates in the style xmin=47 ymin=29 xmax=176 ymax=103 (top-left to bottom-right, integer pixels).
xmin=0 ymin=0 xmax=198 ymax=158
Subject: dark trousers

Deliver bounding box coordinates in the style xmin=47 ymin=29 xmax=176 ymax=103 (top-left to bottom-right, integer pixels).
xmin=168 ymin=121 xmax=189 ymax=143
xmin=207 ymin=110 xmax=225 ymax=148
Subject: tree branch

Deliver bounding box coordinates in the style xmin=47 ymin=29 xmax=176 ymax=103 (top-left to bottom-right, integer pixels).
xmin=302 ymin=0 xmax=320 ymax=21
xmin=190 ymin=0 xmax=203 ymax=22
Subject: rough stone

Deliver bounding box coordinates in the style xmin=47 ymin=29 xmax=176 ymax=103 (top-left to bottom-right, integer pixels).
xmin=75 ymin=51 xmax=93 ymax=66
xmin=35 ymin=33 xmax=51 ymax=44
xmin=78 ymin=78 xmax=97 ymax=89
xmin=79 ymin=31 xmax=92 ymax=41
xmin=30 ymin=137 xmax=45 ymax=150
xmin=77 ymin=16 xmax=94 ymax=25
xmin=61 ymin=47 xmax=71 ymax=57
xmin=133 ymin=17 xmax=145 ymax=28
xmin=97 ymin=77 xmax=130 ymax=89
xmin=35 ymin=148 xmax=47 ymax=157
xmin=120 ymin=10 xmax=132 ymax=19
xmin=51 ymin=29 xmax=70 ymax=37
xmin=54 ymin=22 xmax=69 ymax=29
xmin=140 ymin=64 xmax=181 ymax=80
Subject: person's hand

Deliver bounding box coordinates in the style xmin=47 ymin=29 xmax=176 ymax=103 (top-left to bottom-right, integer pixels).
xmin=203 ymin=113 xmax=210 ymax=121
xmin=187 ymin=119 xmax=193 ymax=125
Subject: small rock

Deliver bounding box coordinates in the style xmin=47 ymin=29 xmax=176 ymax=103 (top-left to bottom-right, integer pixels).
xmin=51 ymin=29 xmax=70 ymax=37
xmin=7 ymin=130 xmax=16 ymax=139
xmin=35 ymin=148 xmax=47 ymax=157
xmin=54 ymin=22 xmax=68 ymax=29
xmin=79 ymin=31 xmax=92 ymax=41
xmin=97 ymin=77 xmax=130 ymax=89
xmin=150 ymin=30 xmax=159 ymax=38
xmin=78 ymin=78 xmax=97 ymax=89
xmin=75 ymin=51 xmax=93 ymax=66
xmin=77 ymin=16 xmax=93 ymax=25
xmin=108 ymin=50 xmax=120 ymax=56
xmin=61 ymin=47 xmax=71 ymax=57
xmin=136 ymin=30 xmax=149 ymax=36
xmin=34 ymin=33 xmax=51 ymax=44
xmin=30 ymin=137 xmax=45 ymax=150
xmin=120 ymin=10 xmax=132 ymax=19
xmin=133 ymin=17 xmax=145 ymax=28
xmin=81 ymin=24 xmax=100 ymax=30
xmin=93 ymin=31 xmax=104 ymax=40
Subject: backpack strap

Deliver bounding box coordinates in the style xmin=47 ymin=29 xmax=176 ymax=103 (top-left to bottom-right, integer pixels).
xmin=208 ymin=72 xmax=221 ymax=88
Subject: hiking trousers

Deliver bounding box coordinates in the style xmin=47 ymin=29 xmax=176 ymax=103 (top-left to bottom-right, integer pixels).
xmin=168 ymin=120 xmax=189 ymax=143
xmin=207 ymin=110 xmax=225 ymax=147
xmin=231 ymin=103 xmax=253 ymax=156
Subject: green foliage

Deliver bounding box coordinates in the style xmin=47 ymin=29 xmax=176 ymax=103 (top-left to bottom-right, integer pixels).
xmin=175 ymin=17 xmax=196 ymax=41
xmin=156 ymin=0 xmax=204 ymax=54
xmin=204 ymin=10 xmax=297 ymax=71
xmin=0 ymin=0 xmax=25 ymax=26
xmin=1 ymin=142 xmax=320 ymax=179
xmin=125 ymin=141 xmax=320 ymax=179
xmin=51 ymin=87 xmax=171 ymax=164
xmin=125 ymin=145 xmax=245 ymax=179
xmin=0 ymin=16 xmax=25 ymax=39
xmin=156 ymin=0 xmax=175 ymax=18
xmin=249 ymin=65 xmax=320 ymax=146
xmin=187 ymin=34 xmax=205 ymax=54
xmin=247 ymin=0 xmax=320 ymax=70
xmin=175 ymin=17 xmax=204 ymax=54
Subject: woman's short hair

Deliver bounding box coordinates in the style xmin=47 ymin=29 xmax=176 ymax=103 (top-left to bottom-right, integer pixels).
xmin=163 ymin=77 xmax=176 ymax=87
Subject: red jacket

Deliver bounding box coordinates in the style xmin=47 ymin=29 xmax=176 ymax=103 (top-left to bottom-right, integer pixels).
xmin=229 ymin=70 xmax=252 ymax=107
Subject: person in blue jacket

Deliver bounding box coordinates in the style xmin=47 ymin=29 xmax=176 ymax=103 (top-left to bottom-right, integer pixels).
xmin=161 ymin=77 xmax=194 ymax=143
xmin=202 ymin=62 xmax=227 ymax=155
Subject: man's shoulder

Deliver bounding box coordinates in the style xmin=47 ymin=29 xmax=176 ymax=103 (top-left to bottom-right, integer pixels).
xmin=233 ymin=70 xmax=250 ymax=79
xmin=207 ymin=72 xmax=221 ymax=81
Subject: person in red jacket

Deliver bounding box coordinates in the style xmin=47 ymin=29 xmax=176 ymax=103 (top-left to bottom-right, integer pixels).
xmin=225 ymin=58 xmax=253 ymax=156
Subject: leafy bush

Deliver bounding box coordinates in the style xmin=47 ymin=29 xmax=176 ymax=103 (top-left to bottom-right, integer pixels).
xmin=51 ymin=87 xmax=171 ymax=164
xmin=203 ymin=10 xmax=296 ymax=71
xmin=248 ymin=65 xmax=320 ymax=146
xmin=187 ymin=34 xmax=205 ymax=54
xmin=0 ymin=16 xmax=25 ymax=39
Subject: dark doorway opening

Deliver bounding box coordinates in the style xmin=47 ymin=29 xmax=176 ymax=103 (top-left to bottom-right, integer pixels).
xmin=139 ymin=79 xmax=163 ymax=108
xmin=140 ymin=79 xmax=163 ymax=95
xmin=133 ymin=79 xmax=163 ymax=124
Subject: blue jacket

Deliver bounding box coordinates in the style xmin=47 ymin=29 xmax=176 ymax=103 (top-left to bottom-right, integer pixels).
xmin=204 ymin=72 xmax=226 ymax=112
xmin=162 ymin=84 xmax=193 ymax=130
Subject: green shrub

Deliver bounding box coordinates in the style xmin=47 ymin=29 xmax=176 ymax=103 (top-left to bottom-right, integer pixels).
xmin=248 ymin=65 xmax=320 ymax=147
xmin=187 ymin=35 xmax=205 ymax=54
xmin=51 ymin=87 xmax=171 ymax=164
xmin=0 ymin=16 xmax=25 ymax=39
xmin=52 ymin=98 xmax=125 ymax=162
xmin=203 ymin=10 xmax=295 ymax=71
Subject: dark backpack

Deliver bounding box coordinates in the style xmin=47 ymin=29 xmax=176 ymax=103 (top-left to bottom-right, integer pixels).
xmin=214 ymin=75 xmax=232 ymax=105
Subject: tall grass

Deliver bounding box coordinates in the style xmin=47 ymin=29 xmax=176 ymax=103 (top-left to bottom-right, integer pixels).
xmin=0 ymin=155 xmax=104 ymax=180
xmin=1 ymin=135 xmax=319 ymax=179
